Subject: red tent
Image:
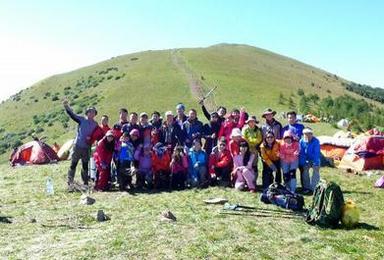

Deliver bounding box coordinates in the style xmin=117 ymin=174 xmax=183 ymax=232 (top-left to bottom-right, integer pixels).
xmin=339 ymin=136 xmax=384 ymax=171
xmin=10 ymin=141 xmax=59 ymax=166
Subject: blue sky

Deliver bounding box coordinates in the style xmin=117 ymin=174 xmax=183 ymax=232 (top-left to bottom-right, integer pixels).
xmin=0 ymin=0 xmax=383 ymax=101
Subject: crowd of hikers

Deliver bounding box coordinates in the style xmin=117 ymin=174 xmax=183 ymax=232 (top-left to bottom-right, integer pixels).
xmin=63 ymin=98 xmax=321 ymax=195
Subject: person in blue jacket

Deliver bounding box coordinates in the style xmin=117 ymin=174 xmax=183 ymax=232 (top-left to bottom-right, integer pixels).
xmin=188 ymin=138 xmax=208 ymax=188
xmin=282 ymin=111 xmax=304 ymax=141
xmin=299 ymin=127 xmax=320 ymax=194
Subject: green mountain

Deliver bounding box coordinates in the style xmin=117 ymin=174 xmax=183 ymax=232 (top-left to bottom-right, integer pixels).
xmin=0 ymin=43 xmax=375 ymax=162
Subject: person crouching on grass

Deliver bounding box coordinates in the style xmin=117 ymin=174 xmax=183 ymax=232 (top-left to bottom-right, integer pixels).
xmin=188 ymin=138 xmax=208 ymax=188
xmin=63 ymin=98 xmax=98 ymax=191
xmin=279 ymin=130 xmax=300 ymax=193
xmin=93 ymin=130 xmax=115 ymax=191
xmin=232 ymin=141 xmax=256 ymax=193
xmin=170 ymin=145 xmax=188 ymax=190
xmin=208 ymin=137 xmax=233 ymax=187
xmin=152 ymin=142 xmax=171 ymax=190
xmin=260 ymin=131 xmax=281 ymax=189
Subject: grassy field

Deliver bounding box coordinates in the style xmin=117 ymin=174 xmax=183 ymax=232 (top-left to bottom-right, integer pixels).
xmin=1 ymin=162 xmax=383 ymax=259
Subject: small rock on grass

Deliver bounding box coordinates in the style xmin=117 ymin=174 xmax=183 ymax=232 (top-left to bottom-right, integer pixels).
xmin=159 ymin=210 xmax=177 ymax=222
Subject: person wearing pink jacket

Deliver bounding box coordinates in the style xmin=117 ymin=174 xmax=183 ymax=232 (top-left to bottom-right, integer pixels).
xmin=280 ymin=130 xmax=300 ymax=192
xmin=232 ymin=141 xmax=256 ymax=192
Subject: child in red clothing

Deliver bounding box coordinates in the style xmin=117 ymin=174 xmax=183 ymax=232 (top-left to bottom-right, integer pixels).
xmin=93 ymin=130 xmax=115 ymax=191
xmin=152 ymin=142 xmax=171 ymax=189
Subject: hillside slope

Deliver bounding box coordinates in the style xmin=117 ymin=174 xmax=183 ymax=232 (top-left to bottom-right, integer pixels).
xmin=0 ymin=44 xmax=370 ymax=161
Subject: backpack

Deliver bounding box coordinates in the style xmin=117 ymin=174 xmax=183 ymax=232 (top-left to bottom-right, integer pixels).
xmin=305 ymin=180 xmax=344 ymax=228
xmin=260 ymin=183 xmax=305 ymax=211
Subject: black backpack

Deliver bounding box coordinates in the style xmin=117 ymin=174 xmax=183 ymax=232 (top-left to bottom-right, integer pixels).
xmin=260 ymin=183 xmax=305 ymax=211
xmin=305 ymin=180 xmax=344 ymax=228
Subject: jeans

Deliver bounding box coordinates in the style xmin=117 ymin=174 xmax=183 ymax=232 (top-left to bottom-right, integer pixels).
xmin=281 ymin=160 xmax=298 ymax=192
xmin=301 ymin=164 xmax=320 ymax=191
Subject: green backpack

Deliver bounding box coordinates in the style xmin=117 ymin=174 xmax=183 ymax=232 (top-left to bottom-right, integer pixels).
xmin=305 ymin=180 xmax=344 ymax=228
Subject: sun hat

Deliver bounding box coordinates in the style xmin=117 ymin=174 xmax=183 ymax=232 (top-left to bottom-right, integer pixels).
xmin=230 ymin=128 xmax=242 ymax=138
xmin=262 ymin=108 xmax=276 ymax=118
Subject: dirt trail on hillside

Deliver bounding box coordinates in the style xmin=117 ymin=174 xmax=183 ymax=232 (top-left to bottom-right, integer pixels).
xmin=171 ymin=49 xmax=216 ymax=111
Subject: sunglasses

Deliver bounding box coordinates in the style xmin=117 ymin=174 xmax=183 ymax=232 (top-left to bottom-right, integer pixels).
xmin=266 ymin=136 xmax=274 ymax=139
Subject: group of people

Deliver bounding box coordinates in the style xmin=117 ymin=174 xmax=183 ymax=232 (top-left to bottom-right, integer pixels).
xmin=63 ymin=98 xmax=321 ymax=194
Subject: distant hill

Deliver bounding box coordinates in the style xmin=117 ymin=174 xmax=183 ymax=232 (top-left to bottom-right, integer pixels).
xmin=0 ymin=43 xmax=379 ymax=162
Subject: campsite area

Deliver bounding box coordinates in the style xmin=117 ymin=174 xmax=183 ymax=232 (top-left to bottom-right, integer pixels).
xmin=0 ymin=161 xmax=383 ymax=259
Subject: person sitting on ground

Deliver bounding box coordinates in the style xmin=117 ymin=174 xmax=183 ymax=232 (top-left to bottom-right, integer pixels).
xmin=170 ymin=145 xmax=188 ymax=190
xmin=93 ymin=130 xmax=115 ymax=191
xmin=202 ymin=112 xmax=221 ymax=155
xmin=134 ymin=144 xmax=153 ymax=189
xmin=152 ymin=142 xmax=171 ymax=189
xmin=282 ymin=111 xmax=304 ymax=141
xmin=188 ymin=138 xmax=208 ymax=188
xmin=138 ymin=112 xmax=152 ymax=146
xmin=63 ymin=98 xmax=98 ymax=191
xmin=160 ymin=111 xmax=184 ymax=150
xmin=175 ymin=103 xmax=188 ymax=130
xmin=122 ymin=112 xmax=140 ymax=135
xmin=113 ymin=108 xmax=129 ymax=139
xmin=232 ymin=141 xmax=256 ymax=192
xmin=299 ymin=127 xmax=320 ymax=195
xmin=280 ymin=130 xmax=300 ymax=193
xmin=208 ymin=137 xmax=233 ymax=187
xmin=261 ymin=108 xmax=283 ymax=140
xmin=260 ymin=131 xmax=281 ymax=189
xmin=199 ymin=99 xmax=227 ymax=125
xmin=115 ymin=132 xmax=135 ymax=191
xmin=229 ymin=128 xmax=245 ymax=158
xmin=183 ymin=109 xmax=203 ymax=148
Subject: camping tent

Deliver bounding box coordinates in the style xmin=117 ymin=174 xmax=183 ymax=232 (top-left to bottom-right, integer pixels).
xmin=57 ymin=139 xmax=74 ymax=160
xmin=338 ymin=135 xmax=384 ymax=171
xmin=337 ymin=119 xmax=349 ymax=129
xmin=318 ymin=136 xmax=354 ymax=166
xmin=10 ymin=140 xmax=59 ymax=166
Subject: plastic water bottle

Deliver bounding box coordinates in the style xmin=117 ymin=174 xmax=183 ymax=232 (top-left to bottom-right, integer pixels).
xmin=46 ymin=177 xmax=54 ymax=195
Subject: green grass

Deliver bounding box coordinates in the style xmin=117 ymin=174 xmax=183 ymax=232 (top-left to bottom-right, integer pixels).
xmin=1 ymin=162 xmax=383 ymax=259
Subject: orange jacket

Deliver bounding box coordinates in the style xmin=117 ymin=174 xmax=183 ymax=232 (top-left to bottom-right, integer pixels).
xmin=260 ymin=141 xmax=280 ymax=167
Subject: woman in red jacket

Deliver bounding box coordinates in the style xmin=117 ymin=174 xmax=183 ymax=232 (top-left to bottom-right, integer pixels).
xmin=93 ymin=130 xmax=115 ymax=191
xmin=209 ymin=137 xmax=233 ymax=187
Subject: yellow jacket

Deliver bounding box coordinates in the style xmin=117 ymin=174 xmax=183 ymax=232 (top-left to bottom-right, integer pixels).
xmin=242 ymin=125 xmax=263 ymax=154
xmin=260 ymin=141 xmax=280 ymax=166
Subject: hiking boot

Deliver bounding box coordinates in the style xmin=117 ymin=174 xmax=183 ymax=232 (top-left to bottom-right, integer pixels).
xmin=67 ymin=184 xmax=75 ymax=192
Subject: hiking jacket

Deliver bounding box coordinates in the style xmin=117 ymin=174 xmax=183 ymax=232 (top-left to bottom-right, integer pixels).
xmin=218 ymin=112 xmax=246 ymax=145
xmin=116 ymin=140 xmax=135 ymax=162
xmin=201 ymin=105 xmax=225 ymax=125
xmin=260 ymin=141 xmax=280 ymax=167
xmin=93 ymin=137 xmax=114 ymax=168
xmin=139 ymin=123 xmax=153 ymax=146
xmin=112 ymin=120 xmax=129 ymax=139
xmin=208 ymin=148 xmax=233 ymax=175
xmin=242 ymin=125 xmax=263 ymax=153
xmin=261 ymin=119 xmax=283 ymax=140
xmin=134 ymin=149 xmax=152 ymax=173
xmin=279 ymin=140 xmax=300 ymax=164
xmin=159 ymin=122 xmax=184 ymax=148
xmin=170 ymin=155 xmax=189 ymax=174
xmin=90 ymin=124 xmax=111 ymax=144
xmin=202 ymin=122 xmax=221 ymax=154
xmin=282 ymin=123 xmax=305 ymax=140
xmin=299 ymin=137 xmax=321 ymax=167
xmin=183 ymin=118 xmax=203 ymax=147
xmin=65 ymin=106 xmax=98 ymax=149
xmin=229 ymin=138 xmax=246 ymax=157
xmin=152 ymin=151 xmax=171 ymax=173
xmin=188 ymin=148 xmax=208 ymax=178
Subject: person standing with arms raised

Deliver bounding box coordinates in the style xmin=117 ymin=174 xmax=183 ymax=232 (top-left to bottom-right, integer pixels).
xmin=63 ymin=98 xmax=98 ymax=191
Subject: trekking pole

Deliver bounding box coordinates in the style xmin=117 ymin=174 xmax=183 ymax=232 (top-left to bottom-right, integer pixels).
xmin=200 ymin=86 xmax=218 ymax=102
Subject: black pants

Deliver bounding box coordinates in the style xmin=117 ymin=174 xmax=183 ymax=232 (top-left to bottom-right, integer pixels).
xmin=262 ymin=160 xmax=281 ymax=189
xmin=67 ymin=146 xmax=90 ymax=185
xmin=117 ymin=160 xmax=132 ymax=191
xmin=212 ymin=166 xmax=231 ymax=186
xmin=171 ymin=171 xmax=186 ymax=190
